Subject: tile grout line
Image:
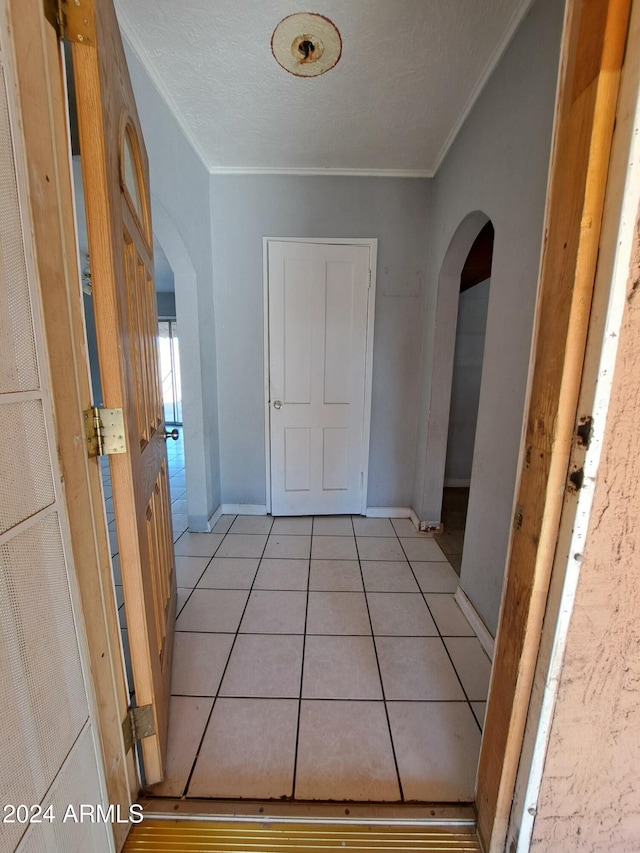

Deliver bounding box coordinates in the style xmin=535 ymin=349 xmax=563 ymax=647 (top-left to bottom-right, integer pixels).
xmin=352 ymin=515 xmax=405 ymax=803
xmin=395 ymin=531 xmax=483 ymax=734
xmin=173 ymin=518 xmax=238 ymax=620
xmin=179 ymin=521 xmax=270 ymax=798
xmin=172 ymin=628 xmax=473 ymax=637
xmin=165 ymin=512 xmax=483 ymax=801
xmin=290 ymin=519 xmax=313 ymax=800
xmin=171 ymin=693 xmax=472 ymax=704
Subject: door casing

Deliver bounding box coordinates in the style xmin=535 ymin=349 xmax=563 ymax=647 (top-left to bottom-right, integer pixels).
xmin=263 ymin=237 xmax=378 ymax=517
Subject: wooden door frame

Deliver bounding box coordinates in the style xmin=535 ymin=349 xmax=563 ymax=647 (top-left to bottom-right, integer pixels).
xmin=262 ymin=237 xmax=378 ymax=517
xmin=476 ymin=0 xmax=633 ymax=850
xmin=506 ymin=0 xmax=640 ymax=845
xmin=8 ymin=1 xmax=135 ymax=848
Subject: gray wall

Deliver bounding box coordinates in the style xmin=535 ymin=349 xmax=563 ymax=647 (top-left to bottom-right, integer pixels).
xmin=124 ymin=41 xmax=221 ymax=529
xmin=83 ymin=293 xmax=102 ymax=407
xmin=210 ymin=175 xmax=431 ymax=508
xmin=156 ymin=291 xmax=176 ymax=319
xmin=445 ymin=278 xmax=490 ymax=483
xmin=414 ymin=0 xmax=564 ymax=634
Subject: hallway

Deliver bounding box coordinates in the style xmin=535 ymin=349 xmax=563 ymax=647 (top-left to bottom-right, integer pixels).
xmin=108 ymin=434 xmax=489 ymax=803
xmin=143 ymin=437 xmax=486 ymax=802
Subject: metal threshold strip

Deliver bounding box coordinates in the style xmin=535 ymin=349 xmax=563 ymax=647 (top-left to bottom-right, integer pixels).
xmin=124 ymin=801 xmax=480 ymax=852
xmin=123 ymin=820 xmax=480 ymax=851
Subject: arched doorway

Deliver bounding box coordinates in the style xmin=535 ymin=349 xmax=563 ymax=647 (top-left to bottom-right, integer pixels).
xmin=151 ymin=197 xmax=214 ymax=532
xmin=441 ymin=222 xmax=494 ymax=573
xmin=417 ymin=211 xmax=491 ymax=528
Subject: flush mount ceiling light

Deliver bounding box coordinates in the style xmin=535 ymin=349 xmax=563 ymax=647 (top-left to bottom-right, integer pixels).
xmin=271 ymin=13 xmax=342 ymax=77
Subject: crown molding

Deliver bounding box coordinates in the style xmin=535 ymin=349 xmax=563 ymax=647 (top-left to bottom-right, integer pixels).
xmin=117 ymin=0 xmax=534 ymax=180
xmin=116 ymin=8 xmax=211 ymax=172
xmin=208 ymin=167 xmax=433 ymax=178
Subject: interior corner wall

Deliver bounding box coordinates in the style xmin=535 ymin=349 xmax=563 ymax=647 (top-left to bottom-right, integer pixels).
xmin=414 ymin=0 xmax=564 ymax=635
xmin=209 ymin=175 xmax=431 ymax=508
xmin=123 ymin=41 xmax=221 ymax=527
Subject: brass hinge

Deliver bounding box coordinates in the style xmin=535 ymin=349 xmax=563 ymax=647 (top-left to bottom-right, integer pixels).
xmin=43 ymin=0 xmax=96 ymax=45
xmin=83 ymin=406 xmax=127 ymax=457
xmin=122 ymin=704 xmax=155 ymax=755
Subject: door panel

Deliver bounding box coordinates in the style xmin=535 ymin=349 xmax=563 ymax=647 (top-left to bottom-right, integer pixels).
xmin=269 ymin=241 xmax=370 ymax=516
xmin=72 ymin=0 xmax=175 ymax=784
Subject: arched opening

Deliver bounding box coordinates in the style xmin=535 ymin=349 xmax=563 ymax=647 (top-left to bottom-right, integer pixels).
xmin=441 ymin=222 xmax=494 ymax=572
xmin=151 ymin=197 xmax=214 ymax=532
xmin=416 ymin=211 xmax=491 ymax=529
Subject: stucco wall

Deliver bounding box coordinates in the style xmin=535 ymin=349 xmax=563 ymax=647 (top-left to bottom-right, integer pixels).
xmin=531 ymin=215 xmax=640 ymax=851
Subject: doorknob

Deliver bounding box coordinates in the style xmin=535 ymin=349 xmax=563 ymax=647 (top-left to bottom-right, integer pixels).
xmin=163 ymin=428 xmax=179 ymax=440
xmin=273 ymin=400 xmax=283 ymax=410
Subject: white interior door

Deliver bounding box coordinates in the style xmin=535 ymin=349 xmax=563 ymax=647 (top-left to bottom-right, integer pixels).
xmin=268 ymin=240 xmax=372 ymax=516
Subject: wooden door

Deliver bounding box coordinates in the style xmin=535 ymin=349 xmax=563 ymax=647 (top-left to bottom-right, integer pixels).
xmin=72 ymin=0 xmax=176 ymax=784
xmin=268 ymin=241 xmax=371 ymax=515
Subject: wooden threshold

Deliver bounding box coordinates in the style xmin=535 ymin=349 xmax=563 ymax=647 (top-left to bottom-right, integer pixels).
xmin=137 ymin=798 xmax=476 ymax=823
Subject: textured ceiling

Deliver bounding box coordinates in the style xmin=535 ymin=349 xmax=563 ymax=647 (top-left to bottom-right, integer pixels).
xmin=114 ymin=0 xmax=533 ymax=176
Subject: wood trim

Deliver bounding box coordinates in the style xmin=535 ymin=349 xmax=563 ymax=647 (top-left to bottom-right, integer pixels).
xmin=475 ymin=1 xmax=632 ymax=849
xmin=120 ymin=118 xmax=152 ymax=248
xmin=508 ymin=3 xmax=640 ymax=841
xmin=9 ymin=1 xmax=136 ymax=847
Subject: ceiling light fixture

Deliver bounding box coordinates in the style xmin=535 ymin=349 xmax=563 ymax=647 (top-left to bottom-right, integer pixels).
xmin=271 ymin=13 xmax=342 ymax=77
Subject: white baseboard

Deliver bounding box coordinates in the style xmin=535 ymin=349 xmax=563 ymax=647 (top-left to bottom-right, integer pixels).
xmin=454 ymin=586 xmax=495 ymax=660
xmin=365 ymin=506 xmax=411 ymax=518
xmin=221 ymin=504 xmax=268 ymax=516
xmin=207 ymin=505 xmax=223 ymax=531
xmin=409 ymin=508 xmax=421 ymax=530
xmin=444 ymin=478 xmax=471 ymax=488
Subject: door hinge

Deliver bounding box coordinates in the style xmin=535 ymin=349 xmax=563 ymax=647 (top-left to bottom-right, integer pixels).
xmin=122 ymin=704 xmax=155 ymax=755
xmin=83 ymin=406 xmax=127 ymax=458
xmin=43 ymin=0 xmax=96 ymax=45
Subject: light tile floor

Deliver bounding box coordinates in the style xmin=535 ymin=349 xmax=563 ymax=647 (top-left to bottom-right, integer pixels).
xmin=150 ymin=514 xmax=490 ymax=803
xmin=106 ymin=433 xmax=492 ymax=804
